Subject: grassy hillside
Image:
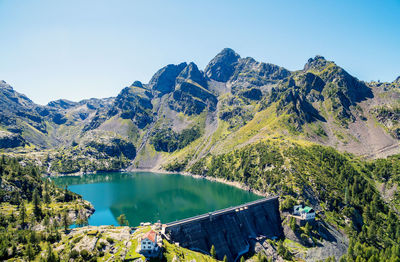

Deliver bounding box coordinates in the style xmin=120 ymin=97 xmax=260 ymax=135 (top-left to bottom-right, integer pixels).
xmin=187 ymin=141 xmax=400 ymax=261
xmin=0 ymin=156 xmax=93 ymax=261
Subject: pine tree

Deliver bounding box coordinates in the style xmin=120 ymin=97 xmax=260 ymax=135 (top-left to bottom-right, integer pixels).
xmin=32 ymin=188 xmax=41 ymax=220
xmin=64 ymin=186 xmax=69 ymax=202
xmin=117 ymin=214 xmax=128 ymax=226
xmin=210 ymin=245 xmax=216 ymax=258
xmin=289 ymin=216 xmax=296 ymax=232
xmin=304 ymin=222 xmax=312 ymax=236
xmin=19 ymin=202 xmax=26 ymax=226
xmin=43 ymin=215 xmax=50 ymax=232
xmin=44 ymin=180 xmax=51 ymax=204
xmin=62 ymin=211 xmax=70 ymax=233
xmin=76 ymin=211 xmax=88 ymax=227
xmin=45 ymin=242 xmax=57 ymax=262
xmin=25 ymin=242 xmax=35 ymax=261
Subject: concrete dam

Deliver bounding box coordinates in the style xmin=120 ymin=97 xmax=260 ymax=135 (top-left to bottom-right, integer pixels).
xmin=163 ymin=196 xmax=283 ymax=261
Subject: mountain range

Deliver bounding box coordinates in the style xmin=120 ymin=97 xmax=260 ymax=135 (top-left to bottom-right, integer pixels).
xmin=1 ymin=48 xmax=399 ymax=173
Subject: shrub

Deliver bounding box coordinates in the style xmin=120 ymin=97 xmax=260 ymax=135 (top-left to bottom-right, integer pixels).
xmin=69 ymin=249 xmax=79 ymax=259
xmin=72 ymin=236 xmax=83 ymax=244
xmin=80 ymin=249 xmax=91 ymax=260
xmin=97 ymin=241 xmax=106 ymax=250
xmin=106 ymin=237 xmax=114 ymax=244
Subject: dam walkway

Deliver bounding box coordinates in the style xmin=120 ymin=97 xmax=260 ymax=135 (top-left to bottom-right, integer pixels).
xmin=165 ymin=196 xmax=279 ymax=227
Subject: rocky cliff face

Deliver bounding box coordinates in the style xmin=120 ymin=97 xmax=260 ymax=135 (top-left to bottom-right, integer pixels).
xmin=149 ymin=62 xmax=187 ymax=95
xmin=170 ymin=62 xmax=217 ymax=115
xmin=0 ymin=81 xmax=47 ymax=133
xmin=205 ymin=48 xmax=240 ymax=82
xmin=108 ymin=83 xmax=153 ymax=129
xmin=0 ymin=49 xmax=399 ymax=170
xmin=0 ymin=131 xmax=26 ymax=148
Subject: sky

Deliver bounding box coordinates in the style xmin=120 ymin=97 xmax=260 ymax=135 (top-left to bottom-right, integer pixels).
xmin=0 ymin=0 xmax=399 ymax=105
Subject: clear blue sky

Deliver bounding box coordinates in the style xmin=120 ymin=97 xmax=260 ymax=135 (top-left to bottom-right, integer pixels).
xmin=0 ymin=0 xmax=399 ymax=105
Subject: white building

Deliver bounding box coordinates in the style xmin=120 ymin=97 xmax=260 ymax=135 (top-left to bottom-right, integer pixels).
xmin=293 ymin=205 xmax=315 ymax=220
xmin=140 ymin=230 xmax=159 ymax=253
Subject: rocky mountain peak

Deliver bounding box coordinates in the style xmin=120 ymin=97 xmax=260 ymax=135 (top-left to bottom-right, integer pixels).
xmin=0 ymin=80 xmax=13 ymax=91
xmin=394 ymin=76 xmax=400 ymax=84
xmin=149 ymin=62 xmax=187 ymax=96
xmin=205 ymin=48 xmax=240 ymax=82
xmin=131 ymin=80 xmax=144 ymax=88
xmin=47 ymin=99 xmax=77 ymax=109
xmin=177 ymin=62 xmax=207 ymax=87
xmin=304 ymin=55 xmax=330 ymax=71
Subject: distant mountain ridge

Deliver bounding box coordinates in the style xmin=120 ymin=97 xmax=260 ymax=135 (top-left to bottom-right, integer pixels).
xmin=0 ymin=48 xmax=399 ymax=173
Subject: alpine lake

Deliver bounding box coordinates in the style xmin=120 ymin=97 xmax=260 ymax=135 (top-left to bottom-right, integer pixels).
xmin=53 ymin=172 xmax=262 ymax=227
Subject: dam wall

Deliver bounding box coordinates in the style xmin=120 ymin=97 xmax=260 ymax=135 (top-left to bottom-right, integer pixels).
xmin=163 ymin=196 xmax=283 ymax=261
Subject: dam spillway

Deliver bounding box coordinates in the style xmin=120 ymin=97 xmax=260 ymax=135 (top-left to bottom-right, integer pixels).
xmin=163 ymin=196 xmax=283 ymax=261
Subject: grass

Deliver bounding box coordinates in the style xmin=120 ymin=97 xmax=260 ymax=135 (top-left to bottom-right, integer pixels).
xmin=163 ymin=239 xmax=217 ymax=262
xmin=284 ymin=238 xmax=309 ymax=253
xmin=0 ymin=203 xmax=17 ymax=216
xmin=125 ymin=239 xmax=143 ymax=260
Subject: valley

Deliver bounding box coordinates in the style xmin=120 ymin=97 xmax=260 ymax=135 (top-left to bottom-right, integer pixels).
xmin=1 ymin=49 xmax=400 ymax=261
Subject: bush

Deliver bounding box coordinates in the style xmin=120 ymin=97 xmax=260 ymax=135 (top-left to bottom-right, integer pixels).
xmin=80 ymin=249 xmax=91 ymax=260
xmin=300 ymin=233 xmax=308 ymax=242
xmin=97 ymin=241 xmax=106 ymax=250
xmin=151 ymin=126 xmax=201 ymax=152
xmin=72 ymin=236 xmax=83 ymax=244
xmin=69 ymin=249 xmax=79 ymax=259
xmin=281 ymin=196 xmax=296 ymax=211
xmin=106 ymin=237 xmax=114 ymax=244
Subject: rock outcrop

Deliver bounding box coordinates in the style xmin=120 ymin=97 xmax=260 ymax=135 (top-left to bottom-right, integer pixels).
xmin=47 ymin=99 xmax=78 ymax=109
xmin=149 ymin=62 xmax=187 ymax=95
xmin=205 ymin=48 xmax=240 ymax=82
xmin=170 ymin=62 xmax=217 ymax=115
xmin=0 ymin=131 xmax=26 ymax=148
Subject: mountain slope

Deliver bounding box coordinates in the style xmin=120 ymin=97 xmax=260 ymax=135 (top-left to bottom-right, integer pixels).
xmin=0 ymin=48 xmax=399 ymax=172
xmin=1 ymin=49 xmax=400 ymax=261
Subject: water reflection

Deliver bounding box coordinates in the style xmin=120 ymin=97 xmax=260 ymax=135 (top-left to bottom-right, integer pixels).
xmin=53 ymin=172 xmax=261 ymax=227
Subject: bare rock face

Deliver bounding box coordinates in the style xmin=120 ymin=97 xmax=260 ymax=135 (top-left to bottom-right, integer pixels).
xmin=170 ymin=62 xmax=217 ymax=115
xmin=303 ymin=55 xmax=329 ymax=71
xmin=0 ymin=131 xmax=26 ymax=148
xmin=0 ymin=80 xmax=47 ymax=134
xmin=108 ymin=85 xmax=153 ymax=129
xmin=177 ymin=62 xmax=207 ymax=88
xmin=47 ymin=99 xmax=77 ymax=109
xmin=149 ymin=62 xmax=187 ymax=95
xmin=230 ymin=57 xmax=291 ymax=92
xmin=205 ymin=48 xmax=240 ymax=82
xmin=84 ymin=136 xmax=136 ymax=159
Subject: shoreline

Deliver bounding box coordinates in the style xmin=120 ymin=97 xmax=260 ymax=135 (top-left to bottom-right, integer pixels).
xmin=49 ymin=168 xmax=267 ymax=197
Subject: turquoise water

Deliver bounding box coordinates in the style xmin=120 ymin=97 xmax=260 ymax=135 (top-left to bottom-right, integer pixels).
xmin=53 ymin=172 xmax=261 ymax=227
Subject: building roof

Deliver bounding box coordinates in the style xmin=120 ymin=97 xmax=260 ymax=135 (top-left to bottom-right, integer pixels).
xmin=301 ymin=206 xmax=314 ymax=213
xmin=143 ymin=230 xmax=157 ymax=243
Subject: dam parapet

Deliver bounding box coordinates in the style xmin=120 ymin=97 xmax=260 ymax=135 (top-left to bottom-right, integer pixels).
xmin=163 ymin=196 xmax=283 ymax=261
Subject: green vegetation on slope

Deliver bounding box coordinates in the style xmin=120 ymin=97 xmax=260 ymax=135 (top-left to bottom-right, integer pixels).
xmin=371 ymin=106 xmax=400 ymax=139
xmin=0 ymin=155 xmax=92 ymax=261
xmin=190 ymin=141 xmax=400 ymax=261
xmin=151 ymin=125 xmax=202 ymax=153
